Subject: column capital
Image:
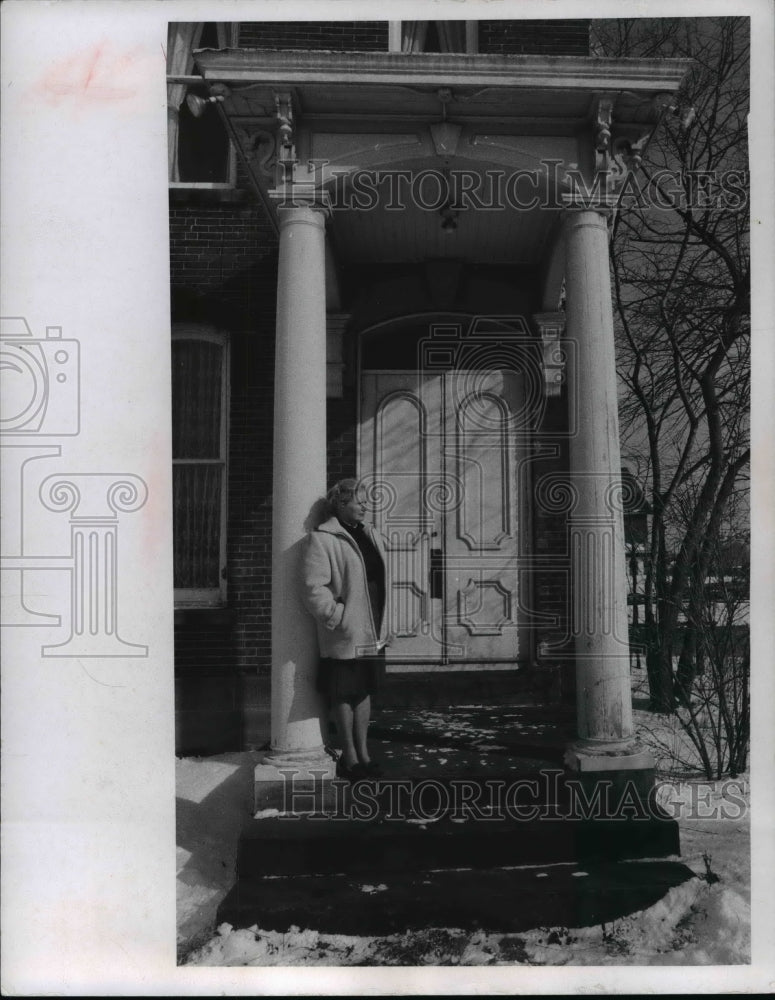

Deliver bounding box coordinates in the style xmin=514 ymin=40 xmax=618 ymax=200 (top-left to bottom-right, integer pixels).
xmin=270 ymin=183 xmax=332 ymax=221
xmin=561 ymin=197 xmax=615 ymax=223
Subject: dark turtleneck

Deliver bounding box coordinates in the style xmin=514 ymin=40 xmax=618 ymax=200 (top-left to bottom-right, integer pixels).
xmin=337 ymin=518 xmax=385 ymax=633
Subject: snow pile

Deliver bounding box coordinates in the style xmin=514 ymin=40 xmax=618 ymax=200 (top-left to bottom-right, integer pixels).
xmin=657 ymin=882 xmax=751 ymax=965
xmin=189 ymin=924 xmax=383 ymax=966
xmin=518 ymin=878 xmax=749 ymax=966
xmin=184 ymin=875 xmax=749 ymax=966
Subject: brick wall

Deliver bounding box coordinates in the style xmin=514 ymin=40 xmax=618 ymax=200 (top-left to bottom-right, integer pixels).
xmin=479 ymin=20 xmax=590 ymax=56
xmin=327 ymin=393 xmax=358 ymax=487
xmin=171 ymin=198 xmax=279 ymax=678
xmin=238 ymin=21 xmax=389 ymax=51
xmin=170 ymin=199 xmax=363 ymax=680
xmin=169 ymin=201 xmax=277 ymax=300
xmin=235 ymin=20 xmax=589 ymax=57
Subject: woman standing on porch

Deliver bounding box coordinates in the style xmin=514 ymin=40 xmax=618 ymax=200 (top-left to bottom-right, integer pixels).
xmin=301 ymin=478 xmax=389 ymax=780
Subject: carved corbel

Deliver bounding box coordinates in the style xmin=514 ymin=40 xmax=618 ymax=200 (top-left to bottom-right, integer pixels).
xmin=233 ymin=126 xmax=277 ymax=179
xmin=267 ymin=91 xmax=333 ymax=212
xmin=274 ymin=91 xmax=297 ymax=185
xmin=533 ymin=312 xmax=566 ymax=398
xmin=589 ymin=95 xmax=653 ymax=202
xmin=612 ymin=133 xmax=649 ymax=175
xmin=593 ymin=96 xmax=614 ymax=173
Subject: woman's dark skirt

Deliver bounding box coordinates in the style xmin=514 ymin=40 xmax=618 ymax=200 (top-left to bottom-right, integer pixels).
xmin=317 ymin=651 xmax=385 ymax=705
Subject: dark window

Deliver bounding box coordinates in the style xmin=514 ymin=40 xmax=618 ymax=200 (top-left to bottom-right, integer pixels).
xmin=172 ymin=329 xmax=229 ymax=604
xmin=177 ymin=100 xmax=230 ymax=183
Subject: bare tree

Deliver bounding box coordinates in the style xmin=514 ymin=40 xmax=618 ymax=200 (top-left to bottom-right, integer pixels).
xmin=592 ymin=17 xmax=750 ymax=716
xmin=669 ymin=483 xmax=750 ymax=777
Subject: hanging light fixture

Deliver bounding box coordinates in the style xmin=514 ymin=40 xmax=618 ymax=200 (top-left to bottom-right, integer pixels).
xmin=185 ymin=84 xmax=229 ymax=118
xmin=440 ymin=204 xmax=459 ymax=233
xmin=439 ymin=163 xmax=460 ymax=234
xmin=431 ymin=93 xmax=462 ymax=234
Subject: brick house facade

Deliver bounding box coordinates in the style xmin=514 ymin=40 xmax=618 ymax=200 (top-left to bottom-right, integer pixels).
xmin=169 ymin=19 xmax=688 ymax=765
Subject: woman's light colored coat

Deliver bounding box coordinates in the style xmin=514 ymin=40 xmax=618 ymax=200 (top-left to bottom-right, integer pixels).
xmin=301 ymin=516 xmax=389 ymax=659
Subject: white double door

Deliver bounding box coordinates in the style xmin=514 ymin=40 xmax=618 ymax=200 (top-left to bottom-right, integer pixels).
xmin=360 ymin=370 xmax=528 ymax=665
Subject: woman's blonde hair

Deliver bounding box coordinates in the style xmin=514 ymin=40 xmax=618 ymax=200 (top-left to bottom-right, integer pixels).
xmin=326 ymin=478 xmax=359 ymax=507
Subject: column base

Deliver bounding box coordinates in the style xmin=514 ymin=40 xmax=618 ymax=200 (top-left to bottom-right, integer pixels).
xmin=564 ymin=739 xmax=657 ymax=805
xmin=564 ymin=739 xmax=655 ymax=772
xmin=563 ymin=740 xmax=679 ymax=856
xmin=254 ymin=748 xmax=338 ymax=817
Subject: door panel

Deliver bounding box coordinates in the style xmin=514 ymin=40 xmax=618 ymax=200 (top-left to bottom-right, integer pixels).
xmin=360 ymin=369 xmax=526 ymax=664
xmin=361 ymin=373 xmax=442 ymax=660
xmin=444 ymin=371 xmax=523 ymax=661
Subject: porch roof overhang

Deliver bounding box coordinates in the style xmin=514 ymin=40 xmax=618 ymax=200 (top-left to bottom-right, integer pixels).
xmin=192 ymin=49 xmax=692 ymax=143
xmin=188 ymin=48 xmax=691 ymax=287
xmin=193 ymin=49 xmax=691 ymax=110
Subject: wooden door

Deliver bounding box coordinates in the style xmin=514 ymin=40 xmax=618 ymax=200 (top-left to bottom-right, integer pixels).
xmin=441 ymin=370 xmax=525 ymax=661
xmin=360 ymin=370 xmax=526 ymax=664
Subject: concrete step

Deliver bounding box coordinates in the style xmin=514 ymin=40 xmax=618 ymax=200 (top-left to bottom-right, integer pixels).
xmin=218 ymin=860 xmax=696 ymax=938
xmin=237 ymin=805 xmax=680 ymax=879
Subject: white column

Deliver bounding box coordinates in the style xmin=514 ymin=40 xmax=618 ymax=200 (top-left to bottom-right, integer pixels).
xmin=268 ymin=203 xmax=329 ymax=760
xmin=563 ymin=208 xmax=635 ymax=753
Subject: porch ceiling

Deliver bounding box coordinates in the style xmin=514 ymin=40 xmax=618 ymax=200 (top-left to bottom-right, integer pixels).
xmin=328 ymin=158 xmax=556 ymax=266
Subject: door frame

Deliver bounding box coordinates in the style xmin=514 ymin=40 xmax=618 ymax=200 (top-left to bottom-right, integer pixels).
xmin=356 ymin=314 xmax=536 ymax=670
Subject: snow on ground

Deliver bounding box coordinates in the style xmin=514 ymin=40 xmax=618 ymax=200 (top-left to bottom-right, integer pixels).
xmin=176 ymin=751 xmax=262 ymax=955
xmin=177 ymin=698 xmax=750 ymax=967
xmin=184 ymin=870 xmax=749 ymax=967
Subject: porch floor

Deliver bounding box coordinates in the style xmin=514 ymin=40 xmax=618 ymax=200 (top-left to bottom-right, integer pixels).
xmin=367 ymin=702 xmax=574 ymax=778
xmin=175 ymin=668 xmax=572 ymax=757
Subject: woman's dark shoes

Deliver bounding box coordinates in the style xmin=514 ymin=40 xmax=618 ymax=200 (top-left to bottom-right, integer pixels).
xmin=336 ymin=759 xmax=368 ymax=781
xmin=336 ymin=756 xmax=384 ymax=781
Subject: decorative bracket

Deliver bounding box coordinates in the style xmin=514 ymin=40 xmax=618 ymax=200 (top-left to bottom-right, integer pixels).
xmin=612 ymin=134 xmax=649 ymax=174
xmin=274 ymin=91 xmax=296 ymax=185
xmin=233 ymin=126 xmax=277 ymax=179
xmin=593 ymin=92 xmax=662 ymax=184
xmin=593 ymin=96 xmax=615 ymax=172
xmin=533 ymin=312 xmax=567 ymax=398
